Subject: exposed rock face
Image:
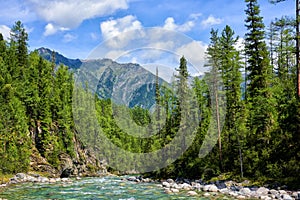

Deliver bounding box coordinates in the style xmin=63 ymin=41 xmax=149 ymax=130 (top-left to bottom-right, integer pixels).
xmin=29 ymin=134 xmax=106 ymax=178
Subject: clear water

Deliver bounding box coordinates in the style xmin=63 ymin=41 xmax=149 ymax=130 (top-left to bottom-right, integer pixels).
xmin=0 ymin=176 xmax=231 ymax=200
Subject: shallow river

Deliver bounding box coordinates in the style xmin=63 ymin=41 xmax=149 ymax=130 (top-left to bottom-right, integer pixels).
xmin=0 ymin=176 xmax=234 ymax=200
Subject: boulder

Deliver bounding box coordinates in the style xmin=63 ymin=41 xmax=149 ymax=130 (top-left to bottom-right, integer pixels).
xmin=127 ymin=176 xmax=137 ymax=182
xmin=279 ymin=190 xmax=287 ymax=195
xmin=181 ymin=183 xmax=192 ymax=190
xmin=203 ymin=184 xmax=218 ymax=192
xmin=171 ymin=188 xmax=179 ymax=193
xmin=164 ymin=188 xmax=172 ymax=194
xmin=259 ymin=196 xmax=271 ymax=200
xmin=60 ymin=168 xmax=73 ymax=178
xmin=187 ymin=191 xmax=198 ymax=196
xmin=240 ymin=187 xmax=251 ymax=195
xmin=269 ymin=189 xmax=278 ymax=195
xmin=15 ymin=173 xmax=26 ymax=180
xmin=219 ymin=188 xmax=229 ymax=194
xmin=256 ymin=187 xmax=269 ymax=195
xmin=167 ymin=178 xmax=174 ymax=183
xmin=282 ymin=194 xmax=293 ymax=200
xmin=203 ymin=192 xmax=210 ymax=197
xmin=162 ymin=181 xmax=170 ymax=188
xmin=215 ymin=181 xmax=226 ymax=189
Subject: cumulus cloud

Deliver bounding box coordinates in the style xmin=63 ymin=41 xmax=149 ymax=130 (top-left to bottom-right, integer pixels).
xmin=0 ymin=25 xmax=11 ymax=40
xmin=176 ymin=40 xmax=208 ymax=74
xmin=201 ymin=15 xmax=223 ymax=27
xmin=28 ymin=0 xmax=128 ymax=29
xmin=44 ymin=23 xmax=69 ymax=36
xmin=163 ymin=17 xmax=195 ymax=32
xmin=100 ymin=15 xmax=144 ymax=48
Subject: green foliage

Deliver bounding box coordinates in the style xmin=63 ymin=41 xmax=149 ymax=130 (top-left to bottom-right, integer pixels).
xmin=0 ymin=22 xmax=76 ymax=173
xmin=0 ymin=18 xmax=299 ymax=189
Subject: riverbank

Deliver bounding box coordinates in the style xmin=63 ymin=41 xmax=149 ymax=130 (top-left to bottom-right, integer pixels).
xmin=125 ymin=176 xmax=300 ymax=200
xmin=1 ymin=173 xmax=300 ymax=200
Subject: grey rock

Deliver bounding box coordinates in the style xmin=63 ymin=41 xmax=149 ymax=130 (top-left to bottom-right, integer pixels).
xmin=191 ymin=183 xmax=202 ymax=190
xmin=61 ymin=178 xmax=69 ymax=182
xmin=162 ymin=181 xmax=170 ymax=188
xmin=203 ymin=184 xmax=218 ymax=192
xmin=127 ymin=177 xmax=137 ymax=182
xmin=269 ymin=189 xmax=279 ymax=195
xmin=15 ymin=173 xmax=26 ymax=180
xmin=256 ymin=187 xmax=269 ymax=195
xmin=279 ymin=190 xmax=287 ymax=195
xmin=164 ymin=188 xmax=172 ymax=194
xmin=215 ymin=181 xmax=227 ymax=189
xmin=237 ymin=195 xmax=246 ymax=199
xmin=219 ymin=188 xmax=229 ymax=194
xmin=187 ymin=191 xmax=198 ymax=196
xmin=204 ymin=192 xmax=210 ymax=197
xmin=38 ymin=177 xmax=49 ymax=183
xmin=171 ymin=188 xmax=179 ymax=193
xmin=181 ymin=183 xmax=192 ymax=190
xmin=282 ymin=194 xmax=293 ymax=200
xmin=259 ymin=196 xmax=271 ymax=200
xmin=291 ymin=192 xmax=298 ymax=199
xmin=240 ymin=187 xmax=251 ymax=195
xmin=166 ymin=178 xmax=174 ymax=183
xmin=60 ymin=168 xmax=73 ymax=178
xmin=229 ymin=191 xmax=238 ymax=197
xmin=49 ymin=178 xmax=56 ymax=183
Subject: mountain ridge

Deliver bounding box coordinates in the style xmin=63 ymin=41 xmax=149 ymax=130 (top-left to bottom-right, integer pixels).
xmin=37 ymin=47 xmax=167 ymax=109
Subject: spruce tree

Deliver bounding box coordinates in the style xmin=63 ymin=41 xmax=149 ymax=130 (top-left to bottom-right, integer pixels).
xmin=219 ymin=25 xmax=245 ymax=175
xmin=244 ymin=0 xmax=277 ymax=176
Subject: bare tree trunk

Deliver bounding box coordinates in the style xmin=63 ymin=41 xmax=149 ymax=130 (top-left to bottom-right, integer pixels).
xmin=212 ymin=67 xmax=223 ymax=171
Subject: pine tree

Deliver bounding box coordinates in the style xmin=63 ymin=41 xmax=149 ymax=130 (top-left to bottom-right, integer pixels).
xmin=244 ymin=0 xmax=277 ymax=176
xmin=270 ymin=0 xmax=300 ymax=97
xmin=10 ymin=21 xmax=28 ymax=74
xmin=219 ymin=25 xmax=245 ymax=176
xmin=205 ymin=29 xmax=224 ymax=172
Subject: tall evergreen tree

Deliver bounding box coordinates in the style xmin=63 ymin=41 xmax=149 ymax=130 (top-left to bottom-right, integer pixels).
xmin=244 ymin=0 xmax=277 ymax=177
xmin=205 ymin=29 xmax=224 ymax=172
xmin=219 ymin=25 xmax=245 ymax=176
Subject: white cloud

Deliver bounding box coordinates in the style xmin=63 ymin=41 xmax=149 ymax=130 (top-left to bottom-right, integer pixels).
xmin=201 ymin=15 xmax=223 ymax=27
xmin=176 ymin=40 xmax=208 ymax=73
xmin=28 ymin=0 xmax=129 ymax=29
xmin=44 ymin=23 xmax=69 ymax=36
xmin=234 ymin=37 xmax=245 ymax=51
xmin=0 ymin=25 xmax=11 ymax=40
xmin=189 ymin=13 xmax=202 ymax=20
xmin=101 ymin=15 xmax=142 ymax=39
xmin=100 ymin=15 xmax=144 ymax=48
xmin=0 ymin=1 xmax=35 ymax=24
xmin=63 ymin=33 xmax=77 ymax=43
xmin=163 ymin=17 xmax=195 ymax=32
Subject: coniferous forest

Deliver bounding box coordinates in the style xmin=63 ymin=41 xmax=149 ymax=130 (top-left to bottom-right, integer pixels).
xmin=0 ymin=0 xmax=299 ymax=189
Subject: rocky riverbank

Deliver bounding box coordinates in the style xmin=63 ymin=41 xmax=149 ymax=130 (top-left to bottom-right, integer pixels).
xmin=125 ymin=176 xmax=300 ymax=200
xmin=0 ymin=173 xmax=74 ymax=189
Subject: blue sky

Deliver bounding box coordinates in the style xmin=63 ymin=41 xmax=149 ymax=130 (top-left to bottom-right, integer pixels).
xmin=0 ymin=0 xmax=294 ymax=76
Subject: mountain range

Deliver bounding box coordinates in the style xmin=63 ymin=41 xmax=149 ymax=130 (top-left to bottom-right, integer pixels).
xmin=37 ymin=47 xmax=168 ymax=109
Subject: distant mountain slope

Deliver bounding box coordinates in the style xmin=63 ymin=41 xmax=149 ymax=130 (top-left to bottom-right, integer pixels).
xmin=37 ymin=47 xmax=166 ymax=109
xmin=37 ymin=47 xmax=82 ymax=69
